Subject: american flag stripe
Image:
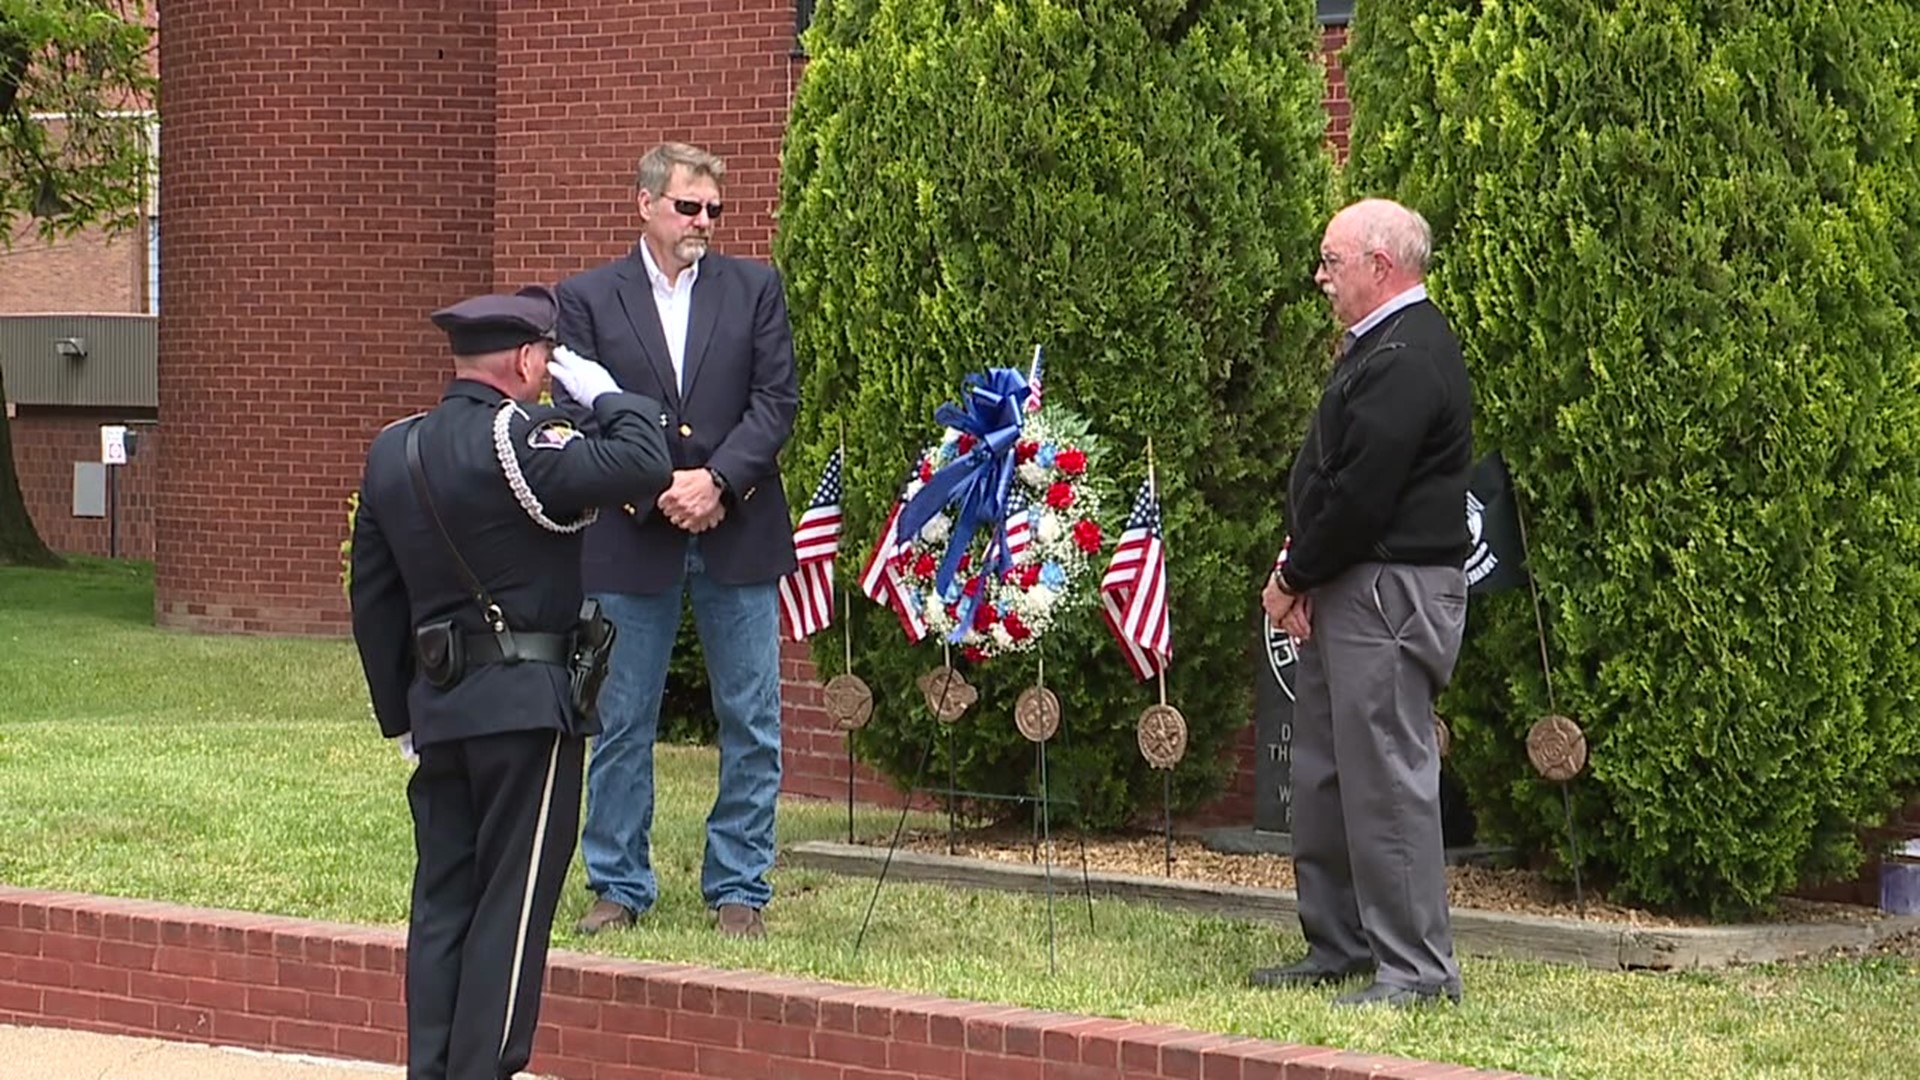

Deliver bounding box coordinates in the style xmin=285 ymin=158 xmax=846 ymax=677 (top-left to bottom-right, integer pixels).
xmin=777 ymin=448 xmax=843 ymax=642
xmin=857 ymin=501 xmax=903 ymax=603
xmin=793 ymin=506 xmax=842 ymax=563
xmin=1100 ymin=476 xmax=1171 ymax=680
xmin=855 ymin=476 xmax=929 ymax=643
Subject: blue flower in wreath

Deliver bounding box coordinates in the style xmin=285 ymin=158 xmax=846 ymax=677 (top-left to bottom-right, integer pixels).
xmin=1036 ymin=445 xmax=1058 ymax=469
xmin=1040 ymin=561 xmax=1067 ymax=590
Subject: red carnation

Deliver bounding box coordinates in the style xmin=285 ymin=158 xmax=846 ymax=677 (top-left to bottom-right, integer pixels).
xmin=919 ymin=459 xmax=934 ymax=482
xmin=956 ymin=433 xmax=977 ymax=455
xmin=1073 ymin=519 xmax=1103 ymax=553
xmin=1015 ymin=440 xmax=1039 ymax=463
xmin=1046 ymin=482 xmax=1075 ymax=510
xmin=1056 ymin=448 xmax=1087 ymax=475
xmin=962 ymin=645 xmax=987 ymax=665
xmin=958 ymin=552 xmax=972 ymax=573
xmin=945 ymin=603 xmax=960 ymax=622
xmin=1018 ymin=563 xmax=1042 ymax=588
xmin=973 ymin=602 xmax=997 ymax=631
xmin=913 ymin=553 xmax=936 ymax=577
xmin=963 ymin=574 xmax=984 ymax=598
xmin=1004 ymin=612 xmax=1032 ymax=641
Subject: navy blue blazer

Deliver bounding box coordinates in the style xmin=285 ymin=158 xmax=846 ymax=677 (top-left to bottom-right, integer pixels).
xmin=555 ymin=246 xmax=800 ymax=594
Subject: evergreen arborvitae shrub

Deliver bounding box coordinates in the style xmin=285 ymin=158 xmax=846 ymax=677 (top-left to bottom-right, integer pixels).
xmin=1344 ymin=0 xmax=1920 ymax=915
xmin=775 ymin=0 xmax=1334 ymax=826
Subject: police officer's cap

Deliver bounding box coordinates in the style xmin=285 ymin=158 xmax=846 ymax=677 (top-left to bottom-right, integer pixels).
xmin=430 ymin=285 xmax=559 ymax=356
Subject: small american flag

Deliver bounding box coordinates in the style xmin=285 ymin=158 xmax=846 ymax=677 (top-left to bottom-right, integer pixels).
xmin=777 ymin=448 xmax=844 ymax=641
xmin=855 ymin=463 xmax=929 ymax=642
xmin=1100 ymin=476 xmax=1171 ymax=680
xmin=991 ymin=487 xmax=1031 ymax=568
xmin=1025 ymin=345 xmax=1045 ymax=414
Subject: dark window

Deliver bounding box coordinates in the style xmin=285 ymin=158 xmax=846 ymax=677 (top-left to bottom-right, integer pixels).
xmin=795 ymin=0 xmax=815 ymax=55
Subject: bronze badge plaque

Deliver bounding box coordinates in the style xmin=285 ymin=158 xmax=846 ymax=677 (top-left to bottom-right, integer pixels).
xmin=823 ymin=673 xmax=874 ymax=731
xmin=1526 ymin=714 xmax=1588 ymax=781
xmin=1136 ymin=703 xmax=1189 ymax=769
xmin=1014 ymin=687 xmax=1061 ymax=743
xmin=916 ymin=666 xmax=978 ymax=723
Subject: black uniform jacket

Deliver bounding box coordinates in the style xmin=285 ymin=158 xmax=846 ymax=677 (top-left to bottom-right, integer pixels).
xmin=555 ymin=248 xmax=800 ymax=594
xmin=350 ymin=380 xmax=672 ymax=748
xmin=1283 ymin=300 xmax=1474 ymax=590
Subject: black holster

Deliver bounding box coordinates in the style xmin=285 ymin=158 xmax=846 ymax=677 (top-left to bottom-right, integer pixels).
xmin=414 ymin=618 xmax=465 ymax=689
xmin=569 ymin=598 xmax=617 ymax=724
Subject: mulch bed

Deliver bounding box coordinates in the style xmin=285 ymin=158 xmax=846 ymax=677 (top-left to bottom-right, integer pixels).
xmin=887 ymin=826 xmax=1908 ymax=946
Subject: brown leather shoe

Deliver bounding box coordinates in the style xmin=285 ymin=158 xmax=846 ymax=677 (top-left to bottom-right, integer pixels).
xmin=715 ymin=903 xmax=765 ymax=938
xmin=574 ymin=899 xmax=635 ymax=936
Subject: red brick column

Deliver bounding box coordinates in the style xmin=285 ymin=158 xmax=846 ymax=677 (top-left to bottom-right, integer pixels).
xmin=153 ymin=0 xmax=498 ymax=634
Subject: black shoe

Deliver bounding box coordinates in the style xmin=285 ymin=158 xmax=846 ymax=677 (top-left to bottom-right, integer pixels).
xmin=1332 ymin=981 xmax=1462 ymax=1008
xmin=1248 ymin=959 xmax=1372 ymax=990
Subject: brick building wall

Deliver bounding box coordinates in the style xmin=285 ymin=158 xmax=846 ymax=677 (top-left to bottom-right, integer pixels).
xmin=489 ymin=0 xmax=802 ymax=287
xmin=0 ymin=223 xmax=147 ymax=315
xmin=152 ymin=0 xmax=498 ymax=635
xmin=5 ymin=409 xmax=157 ymax=560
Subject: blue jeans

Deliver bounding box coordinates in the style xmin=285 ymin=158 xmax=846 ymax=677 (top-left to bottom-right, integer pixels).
xmin=581 ymin=542 xmax=782 ymax=912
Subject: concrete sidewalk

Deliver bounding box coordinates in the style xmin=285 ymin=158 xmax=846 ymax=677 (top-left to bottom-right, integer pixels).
xmin=0 ymin=1026 xmax=561 ymax=1079
xmin=0 ymin=1025 xmax=401 ymax=1079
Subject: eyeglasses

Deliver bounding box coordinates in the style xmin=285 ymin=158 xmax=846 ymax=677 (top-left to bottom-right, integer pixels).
xmin=1318 ymin=248 xmax=1382 ymax=272
xmin=664 ymin=195 xmax=723 ymax=220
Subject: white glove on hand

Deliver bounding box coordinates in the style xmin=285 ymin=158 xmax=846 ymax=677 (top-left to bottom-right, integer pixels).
xmin=548 ymin=345 xmax=622 ymax=405
xmin=394 ymin=732 xmax=418 ymax=765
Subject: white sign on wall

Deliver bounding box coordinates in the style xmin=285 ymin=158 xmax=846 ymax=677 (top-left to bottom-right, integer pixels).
xmin=100 ymin=424 xmax=128 ymax=466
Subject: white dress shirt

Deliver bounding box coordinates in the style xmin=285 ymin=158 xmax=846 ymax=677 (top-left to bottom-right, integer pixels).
xmin=640 ymin=242 xmax=701 ymax=393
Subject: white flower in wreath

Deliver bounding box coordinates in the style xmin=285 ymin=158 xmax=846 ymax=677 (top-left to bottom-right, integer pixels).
xmin=1036 ymin=511 xmax=1064 ymax=545
xmin=1018 ymin=462 xmax=1049 ymax=488
xmin=1024 ymin=584 xmax=1059 ymax=615
xmin=920 ymin=513 xmax=951 ymax=545
xmin=905 ymin=478 xmax=926 ymax=501
xmin=921 ymin=592 xmax=946 ymax=630
xmin=990 ymin=624 xmax=1016 ymax=650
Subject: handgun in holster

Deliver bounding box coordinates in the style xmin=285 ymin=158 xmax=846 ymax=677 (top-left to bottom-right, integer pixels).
xmin=414 ymin=618 xmax=465 ymax=689
xmin=568 ymin=598 xmax=617 ymax=723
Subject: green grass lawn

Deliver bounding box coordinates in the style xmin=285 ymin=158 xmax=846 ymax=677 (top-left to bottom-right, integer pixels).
xmin=1 ymin=558 xmax=1915 ymax=1079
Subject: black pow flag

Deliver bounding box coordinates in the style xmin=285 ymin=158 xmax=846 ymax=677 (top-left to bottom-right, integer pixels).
xmin=1465 ymin=452 xmax=1528 ymax=595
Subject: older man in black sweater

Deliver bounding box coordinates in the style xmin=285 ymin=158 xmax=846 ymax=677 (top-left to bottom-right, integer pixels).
xmin=1252 ymin=198 xmax=1472 ymax=1008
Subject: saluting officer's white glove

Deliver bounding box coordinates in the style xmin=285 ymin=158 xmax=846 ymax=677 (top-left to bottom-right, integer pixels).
xmin=549 ymin=345 xmax=622 ymax=405
xmin=394 ymin=732 xmax=418 ymax=765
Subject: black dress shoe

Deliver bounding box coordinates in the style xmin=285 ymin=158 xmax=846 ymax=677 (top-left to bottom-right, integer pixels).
xmin=1248 ymin=959 xmax=1373 ymax=989
xmin=1332 ymin=981 xmax=1462 ymax=1008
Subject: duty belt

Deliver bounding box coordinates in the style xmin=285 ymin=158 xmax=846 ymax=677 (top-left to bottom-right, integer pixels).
xmin=464 ymin=631 xmax=571 ymax=666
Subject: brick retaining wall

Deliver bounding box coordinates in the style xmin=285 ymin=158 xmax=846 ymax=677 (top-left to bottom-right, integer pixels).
xmin=0 ymin=887 xmax=1519 ymax=1080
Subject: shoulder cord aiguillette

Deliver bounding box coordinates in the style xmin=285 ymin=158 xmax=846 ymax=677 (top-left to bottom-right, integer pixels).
xmin=493 ymin=402 xmax=598 ymax=534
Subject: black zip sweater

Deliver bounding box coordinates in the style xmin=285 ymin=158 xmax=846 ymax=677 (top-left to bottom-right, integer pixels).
xmin=1281 ymin=299 xmax=1473 ymax=591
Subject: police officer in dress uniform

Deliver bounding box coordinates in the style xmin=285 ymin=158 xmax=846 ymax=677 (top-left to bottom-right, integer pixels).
xmin=349 ymin=285 xmax=671 ymax=1080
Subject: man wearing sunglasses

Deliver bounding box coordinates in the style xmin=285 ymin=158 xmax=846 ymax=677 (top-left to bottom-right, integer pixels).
xmin=554 ymin=142 xmax=799 ymax=941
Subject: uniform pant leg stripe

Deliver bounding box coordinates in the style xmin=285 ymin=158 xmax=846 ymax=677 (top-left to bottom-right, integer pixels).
xmin=500 ymin=732 xmax=563 ymax=1061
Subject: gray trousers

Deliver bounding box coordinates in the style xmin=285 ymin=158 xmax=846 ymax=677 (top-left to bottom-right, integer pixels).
xmin=1291 ymin=561 xmax=1466 ymax=990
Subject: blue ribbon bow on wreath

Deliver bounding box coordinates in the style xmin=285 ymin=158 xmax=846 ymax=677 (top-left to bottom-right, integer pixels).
xmin=895 ymin=367 xmax=1032 ymax=642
